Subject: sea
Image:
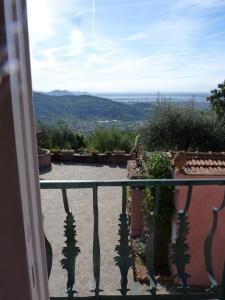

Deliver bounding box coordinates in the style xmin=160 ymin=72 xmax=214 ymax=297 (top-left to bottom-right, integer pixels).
xmin=94 ymin=92 xmax=209 ymax=103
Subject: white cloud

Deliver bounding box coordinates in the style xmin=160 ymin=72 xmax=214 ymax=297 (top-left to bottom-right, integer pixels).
xmin=30 ymin=37 xmax=225 ymax=92
xmin=124 ymin=32 xmax=147 ymax=41
xmin=149 ymin=15 xmax=203 ymax=47
xmin=66 ymin=28 xmax=86 ymax=56
xmin=172 ymin=0 xmax=225 ymax=9
xmin=27 ymin=0 xmax=57 ymax=43
xmin=27 ymin=0 xmax=225 ymax=92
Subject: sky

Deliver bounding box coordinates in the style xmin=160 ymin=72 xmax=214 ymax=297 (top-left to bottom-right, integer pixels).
xmin=27 ymin=0 xmax=225 ymax=93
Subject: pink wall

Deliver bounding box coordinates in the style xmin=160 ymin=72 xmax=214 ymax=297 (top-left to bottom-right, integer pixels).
xmin=174 ymin=172 xmax=225 ymax=286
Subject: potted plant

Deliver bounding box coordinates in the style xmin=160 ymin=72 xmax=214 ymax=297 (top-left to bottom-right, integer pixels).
xmin=50 ymin=148 xmax=61 ymax=162
xmin=61 ymin=149 xmax=74 ymax=161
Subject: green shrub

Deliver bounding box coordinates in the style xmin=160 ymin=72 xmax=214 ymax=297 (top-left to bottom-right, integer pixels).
xmin=50 ymin=148 xmax=61 ymax=153
xmin=91 ymin=127 xmax=135 ymax=153
xmin=141 ymin=101 xmax=225 ymax=152
xmin=207 ymin=80 xmax=225 ymax=122
xmin=133 ymin=237 xmax=146 ymax=264
xmin=142 ymin=153 xmax=175 ymax=275
xmin=36 ymin=121 xmax=135 ymax=153
xmin=36 ymin=120 xmax=87 ymax=150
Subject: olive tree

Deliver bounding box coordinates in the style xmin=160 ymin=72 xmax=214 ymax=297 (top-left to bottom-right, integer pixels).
xmin=207 ymin=80 xmax=225 ymax=122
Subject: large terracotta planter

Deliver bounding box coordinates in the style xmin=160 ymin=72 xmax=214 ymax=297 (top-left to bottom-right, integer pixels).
xmin=38 ymin=149 xmax=51 ymax=171
xmin=61 ymin=150 xmax=74 ymax=161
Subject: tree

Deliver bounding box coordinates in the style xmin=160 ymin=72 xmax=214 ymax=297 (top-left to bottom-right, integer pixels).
xmin=207 ymin=80 xmax=225 ymax=122
xmin=141 ymin=100 xmax=225 ymax=152
xmin=36 ymin=120 xmax=87 ymax=150
xmin=91 ymin=127 xmax=113 ymax=153
xmin=91 ymin=127 xmax=135 ymax=153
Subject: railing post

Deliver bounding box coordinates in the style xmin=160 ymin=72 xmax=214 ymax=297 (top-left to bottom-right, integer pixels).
xmin=170 ymin=185 xmax=192 ymax=292
xmin=60 ymin=189 xmax=80 ymax=297
xmin=114 ymin=186 xmax=132 ymax=295
xmin=204 ymin=191 xmax=225 ymax=292
xmin=145 ymin=186 xmax=160 ymax=295
xmin=219 ymin=262 xmax=225 ymax=300
xmin=92 ymin=184 xmax=101 ymax=297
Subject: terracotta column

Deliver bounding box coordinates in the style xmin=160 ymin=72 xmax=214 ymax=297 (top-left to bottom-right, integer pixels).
xmin=127 ymin=160 xmax=145 ymax=237
xmin=130 ymin=187 xmax=145 ymax=237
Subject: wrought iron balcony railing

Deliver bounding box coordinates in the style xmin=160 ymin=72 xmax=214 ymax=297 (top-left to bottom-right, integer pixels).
xmin=40 ymin=179 xmax=225 ymax=300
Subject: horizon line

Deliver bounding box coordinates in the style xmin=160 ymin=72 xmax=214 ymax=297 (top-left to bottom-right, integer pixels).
xmin=34 ymin=89 xmax=210 ymax=94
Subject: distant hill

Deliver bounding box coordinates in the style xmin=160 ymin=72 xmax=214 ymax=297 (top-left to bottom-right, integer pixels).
xmin=33 ymin=92 xmax=149 ymax=122
xmin=41 ymin=90 xmax=89 ymax=96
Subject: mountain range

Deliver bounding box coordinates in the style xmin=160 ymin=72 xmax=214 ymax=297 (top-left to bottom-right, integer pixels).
xmin=33 ymin=91 xmax=149 ymax=122
xmin=41 ymin=90 xmax=89 ymax=96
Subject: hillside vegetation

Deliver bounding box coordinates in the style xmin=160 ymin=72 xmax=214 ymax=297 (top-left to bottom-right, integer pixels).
xmin=141 ymin=101 xmax=225 ymax=152
xmin=37 ymin=121 xmax=135 ymax=153
xmin=33 ymin=92 xmax=148 ymax=122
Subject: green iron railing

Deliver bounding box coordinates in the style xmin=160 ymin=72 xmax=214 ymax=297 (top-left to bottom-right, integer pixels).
xmin=40 ymin=179 xmax=225 ymax=300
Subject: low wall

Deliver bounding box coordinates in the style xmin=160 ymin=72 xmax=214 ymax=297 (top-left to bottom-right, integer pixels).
xmin=173 ymin=172 xmax=225 ymax=286
xmin=38 ymin=149 xmax=51 ymax=171
xmin=51 ymin=152 xmax=133 ymax=165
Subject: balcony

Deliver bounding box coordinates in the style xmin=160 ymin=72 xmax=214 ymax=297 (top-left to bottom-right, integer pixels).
xmin=40 ymin=178 xmax=225 ymax=300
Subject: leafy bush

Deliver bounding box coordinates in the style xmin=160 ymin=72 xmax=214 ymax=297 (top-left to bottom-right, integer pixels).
xmin=133 ymin=235 xmax=148 ymax=264
xmin=50 ymin=148 xmax=61 ymax=153
xmin=207 ymin=80 xmax=225 ymax=122
xmin=36 ymin=122 xmax=135 ymax=153
xmin=37 ymin=120 xmax=87 ymax=150
xmin=141 ymin=101 xmax=225 ymax=152
xmin=91 ymin=127 xmax=135 ymax=153
xmin=142 ymin=153 xmax=175 ymax=275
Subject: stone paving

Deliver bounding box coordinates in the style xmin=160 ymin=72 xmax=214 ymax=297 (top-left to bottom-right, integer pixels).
xmin=41 ymin=163 xmax=168 ymax=297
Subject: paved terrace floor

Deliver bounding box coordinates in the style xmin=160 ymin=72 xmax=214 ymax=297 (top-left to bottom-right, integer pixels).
xmin=41 ymin=163 xmax=168 ymax=297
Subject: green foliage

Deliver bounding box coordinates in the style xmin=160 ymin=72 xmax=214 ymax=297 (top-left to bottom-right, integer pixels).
xmin=91 ymin=127 xmax=135 ymax=153
xmin=141 ymin=101 xmax=225 ymax=152
xmin=36 ymin=121 xmax=135 ymax=153
xmin=207 ymin=80 xmax=225 ymax=122
xmin=133 ymin=234 xmax=148 ymax=264
xmin=142 ymin=153 xmax=175 ymax=274
xmin=142 ymin=152 xmax=174 ymax=181
xmin=36 ymin=120 xmax=87 ymax=150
